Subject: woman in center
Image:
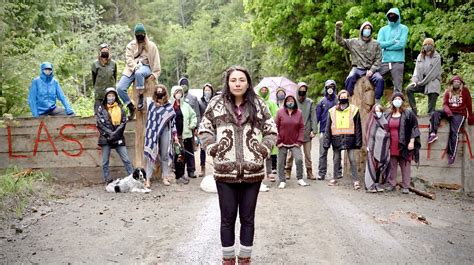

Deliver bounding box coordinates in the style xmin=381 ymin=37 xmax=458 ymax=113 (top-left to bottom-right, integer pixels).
xmin=199 ymin=66 xmax=277 ymax=264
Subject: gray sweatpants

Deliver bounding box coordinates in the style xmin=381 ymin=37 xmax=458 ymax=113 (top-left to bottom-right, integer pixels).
xmin=145 ymin=126 xmax=171 ymax=179
xmin=333 ymin=149 xmax=358 ymax=182
xmin=379 ymin=62 xmax=404 ymax=92
xmin=278 ymin=146 xmax=303 ymax=182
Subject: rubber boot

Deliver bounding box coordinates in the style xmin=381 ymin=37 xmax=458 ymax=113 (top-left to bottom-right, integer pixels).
xmin=137 ymin=94 xmax=144 ymax=111
xmin=127 ymin=103 xmax=135 ymax=120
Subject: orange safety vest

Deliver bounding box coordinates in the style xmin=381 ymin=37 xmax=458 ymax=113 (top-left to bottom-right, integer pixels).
xmin=329 ymin=104 xmax=359 ymax=135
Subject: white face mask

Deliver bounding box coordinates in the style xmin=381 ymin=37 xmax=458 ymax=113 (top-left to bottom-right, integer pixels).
xmin=392 ymin=99 xmax=403 ymax=108
xmin=375 ymin=111 xmax=383 ymax=118
xmin=43 ymin=69 xmax=52 ymax=76
xmin=175 ymin=93 xmax=182 ymax=100
xmin=327 ymin=88 xmax=334 ymax=95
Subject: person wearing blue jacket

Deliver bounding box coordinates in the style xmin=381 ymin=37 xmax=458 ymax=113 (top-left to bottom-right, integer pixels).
xmin=315 ymin=80 xmax=341 ymax=180
xmin=377 ymin=7 xmax=409 ymax=94
xmin=28 ymin=62 xmax=74 ymax=117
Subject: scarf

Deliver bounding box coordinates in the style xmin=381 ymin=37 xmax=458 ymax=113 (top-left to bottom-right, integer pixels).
xmin=107 ymin=102 xmax=121 ymax=126
xmin=144 ymin=102 xmax=176 ymax=165
xmin=364 ymin=109 xmax=391 ymax=188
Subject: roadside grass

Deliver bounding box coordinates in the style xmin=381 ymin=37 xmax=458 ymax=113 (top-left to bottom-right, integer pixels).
xmin=0 ymin=167 xmax=53 ymax=219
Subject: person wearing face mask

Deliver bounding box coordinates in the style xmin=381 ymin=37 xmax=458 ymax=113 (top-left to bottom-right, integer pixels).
xmin=284 ymin=82 xmax=317 ymax=180
xmin=385 ymin=92 xmax=420 ymax=194
xmin=428 ymin=75 xmax=474 ymax=165
xmin=323 ymin=90 xmax=362 ymax=190
xmin=257 ymin=86 xmax=279 ymax=182
xmin=197 ymin=83 xmax=215 ymax=177
xmin=92 ymin=43 xmax=117 ymax=114
xmin=406 ymin=38 xmax=442 ymax=115
xmin=96 ymin=87 xmax=133 ymax=185
xmin=170 ymin=85 xmax=197 ymax=184
xmin=335 ymin=21 xmax=384 ymax=104
xmin=377 ymin=7 xmax=409 ymax=93
xmin=315 ymin=80 xmax=342 ymax=180
xmin=275 ymin=88 xmax=286 ymax=108
xmin=276 ymin=95 xmax=308 ymax=188
xmin=144 ymin=84 xmax=177 ymax=187
xmin=28 ymin=62 xmax=75 ymax=117
xmin=364 ymin=104 xmax=391 ymax=192
xmin=117 ymin=23 xmax=161 ymax=120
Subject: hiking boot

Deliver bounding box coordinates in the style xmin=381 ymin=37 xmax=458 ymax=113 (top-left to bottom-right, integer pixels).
xmin=306 ymin=168 xmax=317 ymax=180
xmin=237 ymin=256 xmax=251 ymax=265
xmin=285 ymin=169 xmax=291 ymax=180
xmin=448 ymin=155 xmax=455 ymax=165
xmin=278 ymin=182 xmax=286 ymax=189
xmin=127 ymin=103 xmax=135 ymax=120
xmin=176 ymin=177 xmax=189 ymax=184
xmin=198 ymin=166 xmax=205 ymax=177
xmin=427 ymin=133 xmax=438 ymax=144
xmin=297 ymin=179 xmax=309 ymax=186
xmin=137 ymin=94 xmax=144 ymax=111
xmin=222 ymin=257 xmax=236 ymax=265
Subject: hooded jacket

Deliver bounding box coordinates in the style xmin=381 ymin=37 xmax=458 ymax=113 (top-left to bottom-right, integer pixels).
xmin=170 ymin=85 xmax=197 ymax=139
xmin=28 ymin=62 xmax=74 ymax=117
xmin=377 ymin=8 xmax=409 ymax=63
xmin=442 ymin=76 xmax=474 ymax=125
xmin=296 ymin=82 xmax=317 ymax=142
xmin=91 ymin=54 xmax=117 ymax=101
xmin=96 ymin=88 xmax=127 ymax=147
xmin=336 ymin=21 xmax=382 ymax=73
xmin=411 ymin=51 xmax=442 ymax=95
xmin=198 ymin=94 xmax=278 ymax=183
xmin=258 ymin=86 xmax=279 ymax=156
xmin=123 ymin=37 xmax=161 ymax=80
xmin=316 ymin=80 xmax=338 ymax=133
xmin=323 ymin=103 xmax=363 ymax=150
xmin=179 ymin=77 xmax=201 ymax=125
xmin=275 ymin=96 xmax=305 ymax=146
xmin=198 ymin=83 xmax=215 ymax=119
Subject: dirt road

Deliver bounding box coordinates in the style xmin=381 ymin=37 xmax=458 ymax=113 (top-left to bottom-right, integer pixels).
xmin=1 ymin=144 xmax=474 ymax=264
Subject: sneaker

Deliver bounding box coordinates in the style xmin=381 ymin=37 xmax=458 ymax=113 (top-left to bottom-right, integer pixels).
xmin=278 ymin=182 xmax=286 ymax=189
xmin=448 ymin=155 xmax=455 ymax=165
xmin=297 ymin=179 xmax=309 ymax=186
xmin=353 ymin=181 xmax=361 ymax=190
xmin=401 ymin=188 xmax=409 ymax=194
xmin=427 ymin=133 xmax=438 ymax=144
xmin=375 ymin=184 xmax=384 ymax=192
xmin=328 ymin=179 xmax=337 ymax=186
xmin=384 ymin=185 xmax=395 ymax=192
xmin=366 ymin=187 xmax=377 ymax=193
xmin=162 ymin=177 xmax=171 ymax=186
xmin=260 ymin=183 xmax=270 ymax=192
xmin=188 ymin=171 xmax=197 ymax=178
xmin=317 ymin=176 xmax=325 ymax=181
xmin=176 ymin=177 xmax=189 ymax=184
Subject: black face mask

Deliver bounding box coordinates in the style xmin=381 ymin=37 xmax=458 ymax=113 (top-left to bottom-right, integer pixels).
xmin=339 ymin=98 xmax=349 ymax=105
xmin=298 ymin=90 xmax=307 ymax=97
xmin=100 ymin=52 xmax=109 ymax=58
xmin=155 ymin=92 xmax=165 ymax=100
xmin=388 ymin=15 xmax=398 ymax=23
xmin=136 ymin=35 xmax=145 ymax=42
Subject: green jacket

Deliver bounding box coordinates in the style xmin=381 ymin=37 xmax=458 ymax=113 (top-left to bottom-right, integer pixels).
xmin=170 ymin=86 xmax=197 ymax=139
xmin=258 ymin=87 xmax=279 ymax=155
xmin=91 ymin=58 xmax=117 ymax=100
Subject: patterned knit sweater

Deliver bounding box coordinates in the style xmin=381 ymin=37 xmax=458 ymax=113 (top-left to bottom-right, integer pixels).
xmin=198 ymin=95 xmax=277 ymax=183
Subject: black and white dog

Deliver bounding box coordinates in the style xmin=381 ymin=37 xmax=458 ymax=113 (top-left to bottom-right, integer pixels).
xmin=106 ymin=168 xmax=151 ymax=193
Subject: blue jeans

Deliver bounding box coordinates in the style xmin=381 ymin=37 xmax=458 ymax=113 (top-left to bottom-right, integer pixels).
xmin=345 ymin=67 xmax=384 ymax=100
xmin=117 ymin=65 xmax=151 ymax=105
xmin=102 ymin=145 xmax=134 ymax=183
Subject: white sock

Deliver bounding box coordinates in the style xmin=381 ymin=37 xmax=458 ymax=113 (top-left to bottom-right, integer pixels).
xmin=222 ymin=245 xmax=235 ymax=258
xmin=239 ymin=245 xmax=252 ymax=258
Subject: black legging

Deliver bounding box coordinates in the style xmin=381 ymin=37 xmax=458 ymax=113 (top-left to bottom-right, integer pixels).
xmin=216 ymin=181 xmax=261 ymax=247
xmin=430 ymin=111 xmax=465 ymax=158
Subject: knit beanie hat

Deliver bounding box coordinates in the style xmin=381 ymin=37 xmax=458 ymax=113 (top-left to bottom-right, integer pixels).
xmin=451 ymin=75 xmax=462 ymax=83
xmin=134 ymin=23 xmax=146 ymax=35
xmin=422 ymin=38 xmax=434 ymax=46
xmin=391 ymin=91 xmax=405 ymax=101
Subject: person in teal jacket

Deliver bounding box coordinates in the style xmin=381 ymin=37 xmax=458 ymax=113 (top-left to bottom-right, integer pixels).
xmin=258 ymin=86 xmax=278 ymax=181
xmin=28 ymin=62 xmax=74 ymax=117
xmin=170 ymin=85 xmax=197 ymax=184
xmin=377 ymin=7 xmax=409 ymax=93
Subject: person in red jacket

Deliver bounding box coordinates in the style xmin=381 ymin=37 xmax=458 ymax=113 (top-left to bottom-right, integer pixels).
xmin=275 ymin=95 xmax=309 ymax=189
xmin=428 ymin=75 xmax=474 ymax=164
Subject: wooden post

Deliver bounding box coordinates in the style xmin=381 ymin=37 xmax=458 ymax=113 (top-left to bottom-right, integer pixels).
xmin=346 ymin=76 xmax=375 ymax=179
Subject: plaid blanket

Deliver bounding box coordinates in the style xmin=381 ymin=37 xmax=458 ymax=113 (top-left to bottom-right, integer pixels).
xmin=144 ymin=101 xmax=176 ymax=165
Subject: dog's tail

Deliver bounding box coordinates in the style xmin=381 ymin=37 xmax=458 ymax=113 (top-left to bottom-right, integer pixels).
xmin=114 ymin=185 xmax=121 ymax=193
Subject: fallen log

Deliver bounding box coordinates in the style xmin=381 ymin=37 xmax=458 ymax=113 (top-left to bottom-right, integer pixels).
xmin=433 ymin=183 xmax=462 ymax=190
xmin=397 ymin=182 xmax=436 ymax=200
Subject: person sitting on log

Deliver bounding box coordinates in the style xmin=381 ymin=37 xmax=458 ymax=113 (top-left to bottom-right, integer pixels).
xmin=116 ymin=23 xmax=161 ymax=120
xmin=323 ymin=89 xmax=363 ymax=190
xmin=335 ymin=21 xmax=384 ymax=104
xmin=427 ymin=75 xmax=474 ymax=165
xmin=406 ymin=38 xmax=442 ymax=116
xmin=28 ymin=62 xmax=75 ymax=117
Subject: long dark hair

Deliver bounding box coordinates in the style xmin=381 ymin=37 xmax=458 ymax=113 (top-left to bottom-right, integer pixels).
xmin=221 ymin=65 xmax=259 ymax=128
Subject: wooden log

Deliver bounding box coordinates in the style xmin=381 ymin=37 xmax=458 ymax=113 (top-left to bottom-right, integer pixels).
xmin=397 ymin=182 xmax=436 ymax=200
xmin=433 ymin=183 xmax=463 ymax=190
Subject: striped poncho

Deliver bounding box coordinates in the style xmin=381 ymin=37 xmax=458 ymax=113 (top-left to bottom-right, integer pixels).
xmin=144 ymin=100 xmax=176 ymax=166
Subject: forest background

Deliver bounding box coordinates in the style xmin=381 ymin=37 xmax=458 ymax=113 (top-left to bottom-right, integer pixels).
xmin=0 ymin=0 xmax=472 ymax=117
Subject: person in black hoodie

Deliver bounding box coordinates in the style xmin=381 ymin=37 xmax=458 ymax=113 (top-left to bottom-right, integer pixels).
xmin=96 ymin=87 xmax=134 ymax=185
xmin=197 ymin=83 xmax=215 ymax=177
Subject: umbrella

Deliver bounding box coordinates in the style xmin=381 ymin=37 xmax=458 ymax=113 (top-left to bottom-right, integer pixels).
xmin=255 ymin=77 xmax=298 ymax=102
